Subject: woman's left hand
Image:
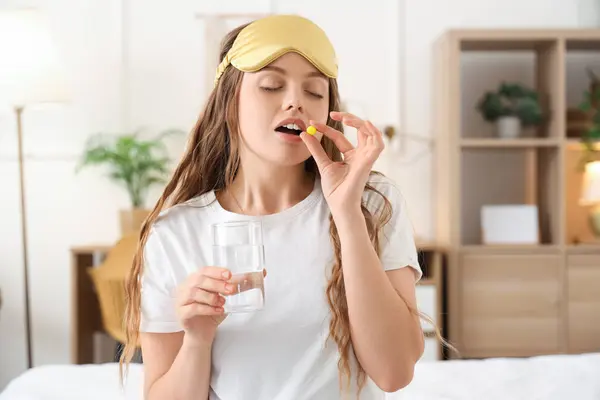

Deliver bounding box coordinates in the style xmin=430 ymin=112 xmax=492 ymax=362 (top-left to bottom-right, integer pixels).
xmin=300 ymin=111 xmax=385 ymax=216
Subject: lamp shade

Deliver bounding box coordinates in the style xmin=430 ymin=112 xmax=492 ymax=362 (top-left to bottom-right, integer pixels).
xmin=0 ymin=8 xmax=69 ymax=107
xmin=580 ymin=161 xmax=600 ymax=206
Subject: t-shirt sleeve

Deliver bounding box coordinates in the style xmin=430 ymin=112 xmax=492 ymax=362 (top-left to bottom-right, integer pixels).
xmin=365 ymin=177 xmax=423 ymax=282
xmin=139 ymin=225 xmax=183 ymax=333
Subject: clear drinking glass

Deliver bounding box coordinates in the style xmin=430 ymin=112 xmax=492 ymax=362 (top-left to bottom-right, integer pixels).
xmin=211 ymin=220 xmax=265 ymax=313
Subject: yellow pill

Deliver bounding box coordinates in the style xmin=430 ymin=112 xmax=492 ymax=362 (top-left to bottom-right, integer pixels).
xmin=307 ymin=125 xmax=317 ymax=135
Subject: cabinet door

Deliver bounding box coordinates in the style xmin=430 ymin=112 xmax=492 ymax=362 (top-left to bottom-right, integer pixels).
xmin=460 ymin=253 xmax=561 ymax=357
xmin=568 ymin=254 xmax=600 ymax=353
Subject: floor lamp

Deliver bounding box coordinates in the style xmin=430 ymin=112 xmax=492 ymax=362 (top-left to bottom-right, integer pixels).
xmin=0 ymin=8 xmax=69 ymax=369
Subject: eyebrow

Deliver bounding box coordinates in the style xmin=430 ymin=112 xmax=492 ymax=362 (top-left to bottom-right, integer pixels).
xmin=261 ymin=65 xmax=326 ymax=79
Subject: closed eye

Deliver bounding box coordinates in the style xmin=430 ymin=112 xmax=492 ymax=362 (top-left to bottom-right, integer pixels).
xmin=261 ymin=86 xmax=282 ymax=92
xmin=261 ymin=86 xmax=323 ymax=99
xmin=306 ymin=91 xmax=324 ymax=99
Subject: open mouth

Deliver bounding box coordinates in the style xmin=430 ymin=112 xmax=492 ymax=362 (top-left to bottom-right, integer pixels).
xmin=275 ymin=123 xmax=303 ymax=136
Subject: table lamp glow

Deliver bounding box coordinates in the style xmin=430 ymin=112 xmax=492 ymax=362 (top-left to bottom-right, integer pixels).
xmin=580 ymin=160 xmax=600 ymax=238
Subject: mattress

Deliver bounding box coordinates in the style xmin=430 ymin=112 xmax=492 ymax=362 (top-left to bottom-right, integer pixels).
xmin=1 ymin=353 xmax=599 ymax=400
xmin=390 ymin=352 xmax=600 ymax=400
xmin=0 ymin=363 xmax=144 ymax=400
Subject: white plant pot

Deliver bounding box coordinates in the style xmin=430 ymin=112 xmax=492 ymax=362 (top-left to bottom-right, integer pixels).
xmin=496 ymin=116 xmax=521 ymax=139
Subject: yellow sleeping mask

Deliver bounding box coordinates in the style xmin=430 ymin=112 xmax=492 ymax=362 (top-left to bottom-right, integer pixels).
xmin=214 ymin=14 xmax=338 ymax=86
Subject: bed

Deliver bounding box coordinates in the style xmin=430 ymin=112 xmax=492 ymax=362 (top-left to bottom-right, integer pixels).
xmin=392 ymin=352 xmax=600 ymax=400
xmin=0 ymin=363 xmax=143 ymax=400
xmin=1 ymin=353 xmax=599 ymax=400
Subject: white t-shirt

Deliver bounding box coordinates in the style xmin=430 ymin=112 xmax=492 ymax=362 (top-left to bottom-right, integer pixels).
xmin=140 ymin=174 xmax=422 ymax=400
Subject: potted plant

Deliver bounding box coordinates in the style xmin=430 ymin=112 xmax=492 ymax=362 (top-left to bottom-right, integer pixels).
xmin=477 ymin=82 xmax=544 ymax=139
xmin=76 ymin=128 xmax=183 ymax=235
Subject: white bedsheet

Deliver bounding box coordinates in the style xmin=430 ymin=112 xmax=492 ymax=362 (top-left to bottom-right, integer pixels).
xmin=1 ymin=353 xmax=599 ymax=399
xmin=0 ymin=363 xmax=144 ymax=400
xmin=391 ymin=352 xmax=600 ymax=400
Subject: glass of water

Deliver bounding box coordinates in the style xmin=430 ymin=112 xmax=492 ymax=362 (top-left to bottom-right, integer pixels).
xmin=212 ymin=220 xmax=265 ymax=313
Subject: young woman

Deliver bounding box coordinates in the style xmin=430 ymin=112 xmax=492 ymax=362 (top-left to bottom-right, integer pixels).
xmin=121 ymin=14 xmax=426 ymax=400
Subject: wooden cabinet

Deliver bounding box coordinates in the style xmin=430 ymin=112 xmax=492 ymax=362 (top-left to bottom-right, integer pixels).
xmin=567 ymin=253 xmax=600 ymax=353
xmin=433 ymin=29 xmax=600 ymax=360
xmin=447 ymin=248 xmax=600 ymax=359
xmin=459 ymin=252 xmax=561 ymax=357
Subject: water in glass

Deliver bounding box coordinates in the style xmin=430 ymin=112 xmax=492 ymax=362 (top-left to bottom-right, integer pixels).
xmin=212 ymin=221 xmax=265 ymax=313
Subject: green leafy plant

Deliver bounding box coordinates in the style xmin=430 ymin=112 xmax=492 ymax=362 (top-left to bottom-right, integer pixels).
xmin=578 ymin=68 xmax=600 ymax=167
xmin=477 ymin=82 xmax=544 ymax=126
xmin=76 ymin=128 xmax=183 ymax=208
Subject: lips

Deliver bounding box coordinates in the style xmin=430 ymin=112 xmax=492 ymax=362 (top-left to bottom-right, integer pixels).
xmin=274 ymin=118 xmax=307 ymax=136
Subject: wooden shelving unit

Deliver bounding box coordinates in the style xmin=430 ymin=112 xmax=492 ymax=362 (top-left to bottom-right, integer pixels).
xmin=433 ymin=29 xmax=600 ymax=359
xmin=459 ymin=138 xmax=561 ymax=148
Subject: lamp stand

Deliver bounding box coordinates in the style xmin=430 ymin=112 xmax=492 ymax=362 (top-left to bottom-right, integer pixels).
xmin=15 ymin=105 xmax=33 ymax=369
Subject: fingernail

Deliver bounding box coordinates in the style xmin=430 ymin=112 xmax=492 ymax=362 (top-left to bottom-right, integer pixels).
xmin=226 ymin=284 xmax=234 ymax=292
xmin=222 ymin=271 xmax=230 ymax=279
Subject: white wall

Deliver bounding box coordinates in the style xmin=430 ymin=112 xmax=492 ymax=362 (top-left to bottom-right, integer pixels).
xmin=0 ymin=0 xmax=126 ymax=389
xmin=0 ymin=0 xmax=598 ymax=390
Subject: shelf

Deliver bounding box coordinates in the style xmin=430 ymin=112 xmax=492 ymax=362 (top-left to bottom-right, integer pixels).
xmin=461 ymin=244 xmax=561 ymax=254
xmin=450 ymin=29 xmax=560 ymax=52
xmin=446 ymin=32 xmax=600 ymax=149
xmin=565 ymin=140 xmax=600 ymax=152
xmin=418 ymin=278 xmax=437 ymax=286
xmin=460 ymin=147 xmax=560 ymax=246
xmin=566 ymin=37 xmax=600 ymax=51
xmin=71 ymin=244 xmax=112 ymax=254
xmin=566 ymin=243 xmax=600 ymax=254
xmin=434 ymin=27 xmax=600 ymax=361
xmin=460 ymin=138 xmax=560 ymax=148
xmin=459 ymin=138 xmax=599 ymax=151
xmin=564 ymin=139 xmax=591 ymax=151
xmin=416 ymin=241 xmax=447 ymax=252
xmin=458 ymin=34 xmax=564 ymax=141
xmin=446 ymin=29 xmax=600 ymax=51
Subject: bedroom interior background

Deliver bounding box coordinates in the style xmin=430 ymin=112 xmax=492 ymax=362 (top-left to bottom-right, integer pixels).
xmin=1 ymin=0 xmax=599 ymax=393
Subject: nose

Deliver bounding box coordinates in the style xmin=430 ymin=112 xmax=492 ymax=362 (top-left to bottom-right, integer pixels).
xmin=282 ymin=85 xmax=304 ymax=113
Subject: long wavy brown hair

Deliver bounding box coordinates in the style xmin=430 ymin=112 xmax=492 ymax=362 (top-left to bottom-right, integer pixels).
xmin=120 ymin=21 xmax=447 ymax=396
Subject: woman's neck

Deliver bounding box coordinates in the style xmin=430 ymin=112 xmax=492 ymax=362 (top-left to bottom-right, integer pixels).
xmin=223 ymin=162 xmax=315 ymax=216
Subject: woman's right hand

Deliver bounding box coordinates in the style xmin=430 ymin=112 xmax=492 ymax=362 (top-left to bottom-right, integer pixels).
xmin=175 ymin=266 xmax=233 ymax=346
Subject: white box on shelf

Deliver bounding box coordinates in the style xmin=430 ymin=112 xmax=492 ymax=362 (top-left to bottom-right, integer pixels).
xmin=481 ymin=204 xmax=539 ymax=245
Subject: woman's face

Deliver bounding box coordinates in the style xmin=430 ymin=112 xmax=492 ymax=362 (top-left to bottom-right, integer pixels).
xmin=237 ymin=52 xmax=330 ymax=167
